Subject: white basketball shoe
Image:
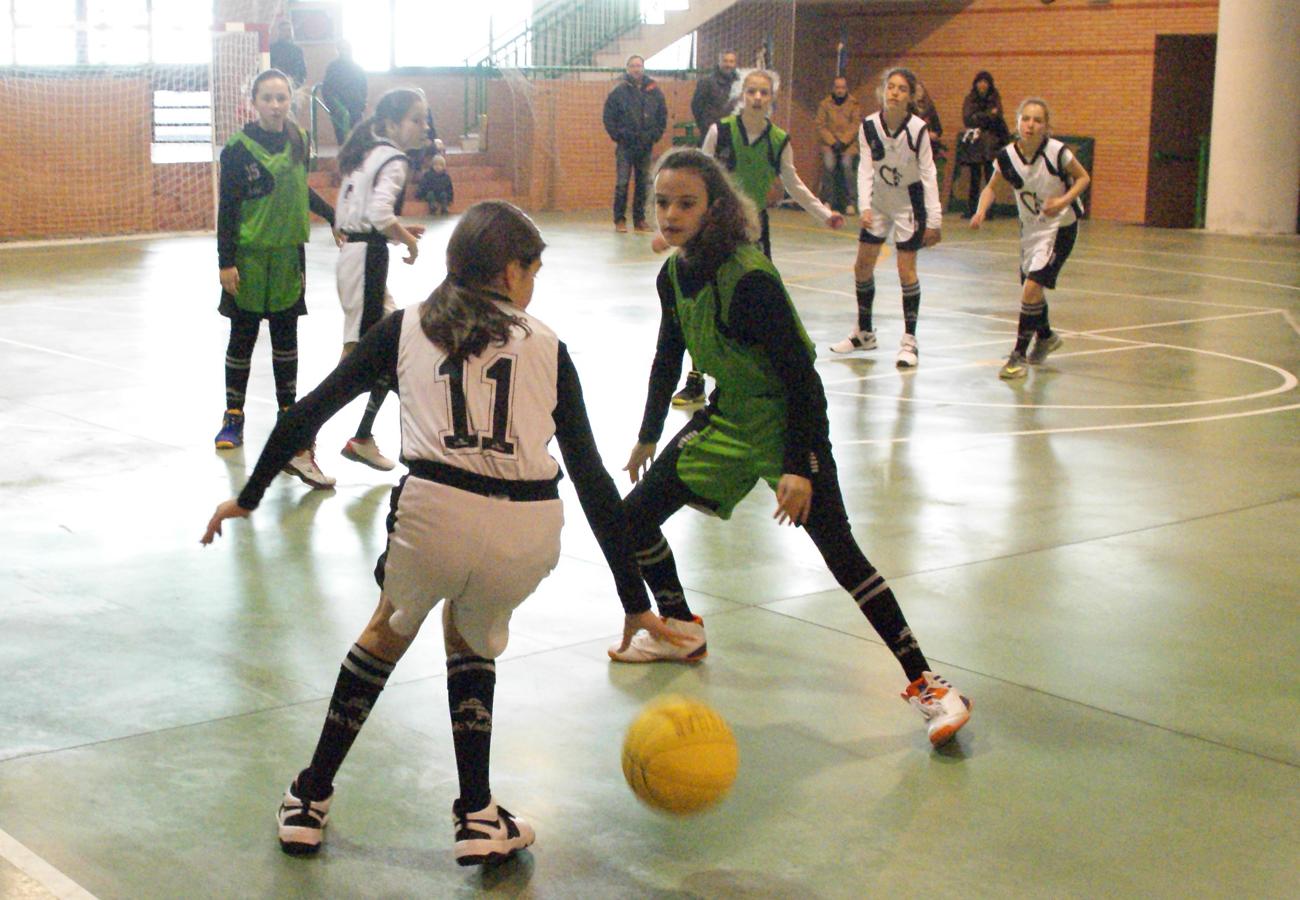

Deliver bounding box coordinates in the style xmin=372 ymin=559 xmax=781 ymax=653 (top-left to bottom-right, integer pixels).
xmin=608 ymin=615 xmax=707 ymax=663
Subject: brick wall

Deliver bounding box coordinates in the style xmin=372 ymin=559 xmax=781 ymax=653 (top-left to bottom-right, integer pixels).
xmin=782 ymin=0 xmax=1220 ymax=223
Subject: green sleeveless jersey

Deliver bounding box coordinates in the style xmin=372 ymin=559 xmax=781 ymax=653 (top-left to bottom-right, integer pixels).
xmin=718 ymin=116 xmax=789 ymax=210
xmin=667 ymin=244 xmax=814 ymax=426
xmin=227 ymin=127 xmax=309 ymax=247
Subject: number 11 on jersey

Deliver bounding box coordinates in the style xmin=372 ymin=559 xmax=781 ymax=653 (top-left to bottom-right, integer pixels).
xmin=436 ymin=355 xmax=517 ymax=455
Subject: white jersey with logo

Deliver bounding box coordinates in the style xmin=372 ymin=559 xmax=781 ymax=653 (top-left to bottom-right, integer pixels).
xmin=993 ymin=137 xmax=1083 ymax=232
xmin=856 ymin=111 xmax=942 ymax=226
xmin=396 ymin=299 xmax=561 ymax=482
xmin=334 ymin=141 xmax=409 ymax=234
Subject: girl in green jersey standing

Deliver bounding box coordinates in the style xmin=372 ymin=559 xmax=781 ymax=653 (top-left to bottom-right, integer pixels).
xmin=612 ymin=149 xmax=972 ymax=749
xmin=214 ymin=68 xmax=337 ymax=489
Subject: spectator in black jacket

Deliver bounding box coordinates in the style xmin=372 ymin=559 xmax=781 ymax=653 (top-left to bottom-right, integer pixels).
xmin=602 ymin=55 xmax=668 ymax=232
xmin=322 ymin=41 xmax=368 ymax=144
xmin=690 ymin=50 xmax=739 ymax=146
xmin=269 ymin=20 xmax=307 ymax=89
xmin=959 ymin=70 xmax=1010 ymax=218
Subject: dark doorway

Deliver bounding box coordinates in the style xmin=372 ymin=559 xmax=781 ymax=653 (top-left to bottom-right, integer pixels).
xmin=1146 ymin=34 xmax=1216 ymax=228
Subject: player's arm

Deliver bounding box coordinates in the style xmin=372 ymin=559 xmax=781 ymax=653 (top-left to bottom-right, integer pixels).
xmin=969 ymin=169 xmax=1007 ymax=228
xmin=307 ymin=187 xmax=335 ymax=227
xmin=370 ymin=159 xmax=422 ymax=262
xmin=856 ymin=123 xmax=874 ymax=227
xmin=1043 ymin=155 xmax=1091 ymax=217
xmin=916 ymin=125 xmax=942 ymax=245
xmin=629 ymin=265 xmax=688 ymax=480
xmin=216 ymin=142 xmax=251 ymax=293
xmin=777 ymin=142 xmax=842 ymax=229
xmin=700 ymin=123 xmax=719 ymax=158
xmin=201 ymin=312 xmax=404 ymax=543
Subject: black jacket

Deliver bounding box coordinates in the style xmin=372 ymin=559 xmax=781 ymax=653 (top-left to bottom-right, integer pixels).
xmin=602 ymin=74 xmax=668 ymax=153
xmin=269 ymin=39 xmax=307 ymax=87
xmin=691 ymin=67 xmax=739 ymax=138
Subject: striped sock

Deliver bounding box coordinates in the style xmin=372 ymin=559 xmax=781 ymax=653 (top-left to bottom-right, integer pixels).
xmin=854 ymin=277 xmax=876 ymax=333
xmin=851 ymin=571 xmax=929 ymax=682
xmin=1037 ymin=301 xmax=1052 ymax=337
xmin=447 ymin=652 xmax=496 ymax=812
xmin=271 ymin=346 xmax=298 ymax=409
xmin=901 ymin=281 xmax=921 ymax=336
xmin=224 ymin=354 xmax=251 ymax=411
xmin=635 ymin=536 xmax=694 ymax=621
xmin=299 ymin=644 xmax=395 ymax=799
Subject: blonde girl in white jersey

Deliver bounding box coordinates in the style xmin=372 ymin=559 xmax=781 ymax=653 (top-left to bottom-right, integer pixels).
xmin=970 ymin=97 xmax=1090 ymax=379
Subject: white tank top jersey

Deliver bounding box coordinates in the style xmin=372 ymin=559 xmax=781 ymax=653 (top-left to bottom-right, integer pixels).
xmin=994 ymin=137 xmax=1083 ymax=228
xmin=856 ymin=111 xmax=942 ymax=225
xmin=334 ymin=141 xmax=409 ymax=233
xmin=396 ymin=300 xmax=562 ymax=482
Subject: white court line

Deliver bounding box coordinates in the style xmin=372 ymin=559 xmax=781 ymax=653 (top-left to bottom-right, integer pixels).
xmin=0 ymin=827 xmax=99 ymax=899
xmin=1080 ymin=243 xmax=1300 ymax=268
xmin=839 ymin=402 xmax=1300 ymax=445
xmin=0 ymin=337 xmax=139 ymax=373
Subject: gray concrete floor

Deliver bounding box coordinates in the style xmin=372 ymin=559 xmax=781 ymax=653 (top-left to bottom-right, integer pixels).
xmin=0 ymin=211 xmax=1297 ymax=898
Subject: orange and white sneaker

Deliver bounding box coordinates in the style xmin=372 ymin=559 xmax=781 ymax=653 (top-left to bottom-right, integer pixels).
xmin=608 ymin=615 xmax=707 ymax=663
xmin=902 ymin=671 xmax=972 ymax=747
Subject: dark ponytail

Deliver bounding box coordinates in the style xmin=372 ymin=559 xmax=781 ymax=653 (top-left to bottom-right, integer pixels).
xmin=250 ymin=68 xmax=306 ymax=165
xmin=338 ymin=88 xmax=424 ymax=175
xmin=419 ymin=201 xmax=546 ymax=363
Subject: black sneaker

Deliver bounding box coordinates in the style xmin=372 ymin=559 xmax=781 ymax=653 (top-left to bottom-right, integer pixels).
xmin=671 ymin=371 xmax=706 ymax=408
xmin=453 ymin=797 xmax=535 ymax=866
xmin=277 ymin=780 xmax=332 ymax=855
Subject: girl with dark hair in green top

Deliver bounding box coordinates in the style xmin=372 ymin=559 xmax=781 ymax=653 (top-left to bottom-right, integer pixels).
xmin=611 ymin=148 xmax=972 ymax=750
xmin=214 ymin=68 xmax=336 ymax=489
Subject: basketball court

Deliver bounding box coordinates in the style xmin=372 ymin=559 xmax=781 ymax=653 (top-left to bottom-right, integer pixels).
xmin=1 ymin=210 xmax=1296 ymax=897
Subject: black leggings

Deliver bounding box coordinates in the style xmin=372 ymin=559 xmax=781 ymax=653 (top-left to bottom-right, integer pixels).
xmin=224 ymin=309 xmax=298 ymax=411
xmin=967 ymin=161 xmax=994 ymax=214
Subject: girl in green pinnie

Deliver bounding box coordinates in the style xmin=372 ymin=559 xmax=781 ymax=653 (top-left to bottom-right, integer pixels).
xmin=214 ymin=68 xmax=337 ymax=489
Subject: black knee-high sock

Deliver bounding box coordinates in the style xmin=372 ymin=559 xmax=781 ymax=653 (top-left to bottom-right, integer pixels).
xmin=901 ymin=281 xmax=921 ymax=336
xmin=850 ymin=572 xmax=929 ymax=682
xmin=634 ymin=535 xmax=694 ymax=621
xmin=354 ymin=386 xmax=387 ymax=440
xmin=298 ymin=644 xmax=395 ymax=800
xmin=1016 ymin=302 xmax=1045 ymax=355
xmin=854 ymin=277 xmax=876 ymax=333
xmin=268 ymin=314 xmax=299 ymax=409
xmin=447 ymin=652 xmax=496 ymax=812
xmin=223 ymin=316 xmax=259 ymax=411
xmin=1037 ymin=300 xmax=1052 ymax=337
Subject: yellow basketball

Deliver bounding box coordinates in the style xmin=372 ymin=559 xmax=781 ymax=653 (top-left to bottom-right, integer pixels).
xmin=621 ymin=695 xmax=738 ymax=815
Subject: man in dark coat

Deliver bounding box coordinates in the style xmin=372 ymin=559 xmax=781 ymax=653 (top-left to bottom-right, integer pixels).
xmin=602 ymin=54 xmax=668 ymax=232
xmin=269 ymin=19 xmax=307 ymax=88
xmin=322 ymin=41 xmax=368 ymax=144
xmin=690 ymin=50 xmax=738 ymax=145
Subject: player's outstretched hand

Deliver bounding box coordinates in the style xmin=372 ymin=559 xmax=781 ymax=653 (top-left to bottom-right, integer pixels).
xmin=624 ymin=441 xmax=657 ymax=484
xmin=651 ymin=233 xmax=670 ymax=253
xmin=615 ymin=610 xmax=691 ymax=653
xmin=408 ymin=224 xmax=427 ymax=239
xmin=219 ymin=266 xmax=240 ymax=296
xmin=402 ymin=238 xmax=419 ymax=265
xmin=921 ymin=227 xmax=942 ymax=248
xmin=201 ymin=498 xmax=251 ymax=545
xmin=773 ymin=474 xmax=812 ymax=526
xmin=332 ymin=228 xmax=346 ymax=248
xmin=859 ymin=209 xmax=873 ymax=229
xmin=969 ymin=209 xmax=986 ymax=229
xmin=827 ymin=213 xmax=845 ymax=230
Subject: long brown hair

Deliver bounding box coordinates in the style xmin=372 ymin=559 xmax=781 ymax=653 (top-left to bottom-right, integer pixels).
xmin=654 ymin=148 xmax=759 ymax=275
xmin=338 ymin=88 xmax=424 ymax=175
xmin=419 ymin=201 xmax=545 ymax=363
xmin=250 ymin=68 xmax=305 ymax=164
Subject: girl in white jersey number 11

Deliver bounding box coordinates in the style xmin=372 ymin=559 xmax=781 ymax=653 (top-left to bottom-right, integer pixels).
xmin=970 ymin=97 xmax=1090 ymax=380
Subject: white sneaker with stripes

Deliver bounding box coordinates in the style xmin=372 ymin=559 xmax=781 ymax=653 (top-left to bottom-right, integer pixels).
xmin=277 ymin=781 xmax=332 ymax=855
